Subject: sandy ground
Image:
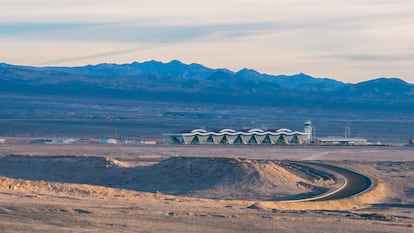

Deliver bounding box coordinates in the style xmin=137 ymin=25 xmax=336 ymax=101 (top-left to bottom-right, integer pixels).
xmin=0 ymin=143 xmax=413 ymax=232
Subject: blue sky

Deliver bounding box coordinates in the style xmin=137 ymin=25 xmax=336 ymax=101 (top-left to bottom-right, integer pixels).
xmin=0 ymin=0 xmax=413 ymax=83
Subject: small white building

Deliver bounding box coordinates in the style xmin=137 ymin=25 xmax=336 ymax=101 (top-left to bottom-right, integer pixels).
xmin=98 ymin=138 xmax=118 ymax=144
xmin=317 ymin=136 xmax=368 ymax=146
xmin=140 ymin=140 xmax=157 ymax=145
xmin=63 ymin=138 xmax=79 ymax=144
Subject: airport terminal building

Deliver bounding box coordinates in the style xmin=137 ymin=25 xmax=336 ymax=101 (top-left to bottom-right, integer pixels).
xmin=165 ymin=128 xmax=310 ymax=145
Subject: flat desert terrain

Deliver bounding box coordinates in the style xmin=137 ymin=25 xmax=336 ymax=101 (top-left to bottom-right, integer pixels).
xmin=0 ymin=143 xmax=413 ymax=232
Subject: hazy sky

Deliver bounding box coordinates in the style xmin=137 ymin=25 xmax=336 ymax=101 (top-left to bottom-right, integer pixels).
xmin=1 ymin=0 xmax=413 ymax=83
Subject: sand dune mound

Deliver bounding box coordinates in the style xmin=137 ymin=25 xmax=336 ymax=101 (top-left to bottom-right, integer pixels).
xmin=0 ymin=155 xmax=336 ymax=200
xmin=125 ymin=157 xmax=334 ymax=200
xmin=0 ymin=155 xmax=123 ymax=184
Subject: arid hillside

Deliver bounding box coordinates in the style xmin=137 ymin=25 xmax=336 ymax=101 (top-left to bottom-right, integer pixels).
xmin=0 ymin=145 xmax=413 ymax=232
xmin=0 ymin=155 xmax=336 ymax=200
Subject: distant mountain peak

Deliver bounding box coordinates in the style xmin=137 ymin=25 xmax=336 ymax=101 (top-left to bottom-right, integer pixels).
xmin=167 ymin=59 xmax=183 ymax=65
xmin=235 ymin=68 xmax=263 ymax=79
xmin=337 ymin=76 xmax=413 ymax=99
xmin=296 ymin=72 xmax=313 ymax=78
xmin=238 ymin=67 xmax=257 ymax=72
xmin=365 ymin=77 xmax=408 ymax=84
xmin=356 ymin=77 xmax=410 ymax=88
xmin=141 ymin=60 xmax=163 ymax=65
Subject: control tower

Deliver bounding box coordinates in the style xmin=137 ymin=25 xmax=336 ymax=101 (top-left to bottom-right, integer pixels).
xmin=304 ymin=120 xmax=313 ymax=144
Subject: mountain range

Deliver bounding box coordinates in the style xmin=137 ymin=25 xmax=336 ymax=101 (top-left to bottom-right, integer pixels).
xmin=0 ymin=60 xmax=413 ymax=111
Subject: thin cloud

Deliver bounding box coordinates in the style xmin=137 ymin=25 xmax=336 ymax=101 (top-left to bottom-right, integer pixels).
xmin=300 ymin=54 xmax=414 ymax=62
xmin=0 ymin=21 xmax=279 ymax=43
xmin=40 ymin=45 xmax=165 ymax=65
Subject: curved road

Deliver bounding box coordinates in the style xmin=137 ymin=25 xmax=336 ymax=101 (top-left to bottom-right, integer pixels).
xmin=290 ymin=161 xmax=372 ymax=201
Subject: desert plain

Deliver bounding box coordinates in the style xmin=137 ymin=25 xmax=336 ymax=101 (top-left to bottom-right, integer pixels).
xmin=0 ymin=143 xmax=413 ymax=232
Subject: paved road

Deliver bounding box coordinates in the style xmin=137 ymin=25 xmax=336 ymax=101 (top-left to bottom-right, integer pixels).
xmin=291 ymin=161 xmax=372 ymax=201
